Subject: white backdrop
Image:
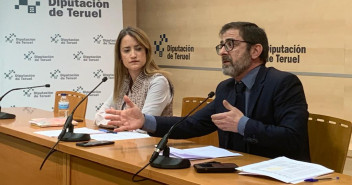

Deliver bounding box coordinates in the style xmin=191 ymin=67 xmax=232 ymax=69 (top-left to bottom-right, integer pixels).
xmin=0 ymin=0 xmax=122 ymax=119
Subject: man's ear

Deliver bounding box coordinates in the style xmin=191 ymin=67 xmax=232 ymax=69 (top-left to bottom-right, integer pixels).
xmin=250 ymin=44 xmax=263 ymax=60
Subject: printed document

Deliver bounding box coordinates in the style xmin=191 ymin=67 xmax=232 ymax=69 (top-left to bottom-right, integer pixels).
xmin=236 ymin=156 xmax=333 ymax=184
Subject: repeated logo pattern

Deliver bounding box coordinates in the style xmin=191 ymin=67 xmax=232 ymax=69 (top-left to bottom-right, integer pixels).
xmin=24 ymin=51 xmax=35 ymax=61
xmin=73 ymin=86 xmax=84 ymax=93
xmin=73 ymin=51 xmax=84 ymax=60
xmin=93 ymin=34 xmax=103 ymax=44
xmin=93 ymin=69 xmax=104 ymax=78
xmin=23 ymin=88 xmax=34 ymax=97
xmin=50 ymin=69 xmax=61 ymax=79
xmin=50 ymin=34 xmax=61 ymax=43
xmin=95 ymin=102 xmax=104 ymax=111
xmin=3 ymin=0 xmax=120 ymax=120
xmin=5 ymin=33 xmax=16 ymax=43
xmin=4 ymin=70 xmax=16 ymax=80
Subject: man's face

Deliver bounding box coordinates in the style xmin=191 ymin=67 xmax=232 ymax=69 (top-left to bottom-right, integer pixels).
xmin=218 ymin=29 xmax=252 ymax=78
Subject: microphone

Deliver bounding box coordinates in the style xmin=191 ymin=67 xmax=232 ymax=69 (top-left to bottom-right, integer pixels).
xmin=40 ymin=77 xmax=107 ymax=170
xmin=150 ymin=91 xmax=215 ymax=169
xmin=0 ymin=84 xmax=50 ymax=119
xmin=58 ymin=77 xmax=107 ymax=142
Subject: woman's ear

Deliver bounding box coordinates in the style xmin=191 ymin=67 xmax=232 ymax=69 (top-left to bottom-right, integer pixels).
xmin=250 ymin=44 xmax=263 ymax=60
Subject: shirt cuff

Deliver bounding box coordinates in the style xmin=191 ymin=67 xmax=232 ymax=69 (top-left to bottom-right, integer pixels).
xmin=141 ymin=114 xmax=157 ymax=133
xmin=237 ymin=116 xmax=249 ymax=135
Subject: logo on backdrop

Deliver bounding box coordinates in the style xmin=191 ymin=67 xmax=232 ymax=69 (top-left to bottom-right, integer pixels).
xmin=50 ymin=69 xmax=79 ymax=80
xmin=5 ymin=33 xmax=16 ymax=43
xmin=33 ymin=91 xmax=53 ymax=98
xmin=73 ymin=51 xmax=84 ymax=60
xmin=93 ymin=69 xmax=114 ymax=80
xmin=73 ymin=51 xmax=101 ymax=62
xmin=153 ymin=33 xmax=195 ymax=60
xmin=24 ymin=51 xmax=54 ymax=62
xmin=5 ymin=33 xmax=36 ymax=44
xmin=95 ymin=102 xmax=104 ymax=111
xmin=48 ymin=0 xmax=110 ymax=18
xmin=73 ymin=86 xmax=84 ymax=93
xmin=50 ymin=34 xmax=79 ymax=44
xmin=73 ymin=86 xmax=102 ymax=97
xmin=4 ymin=70 xmax=16 ymax=80
xmin=268 ymin=44 xmax=307 ymax=64
xmin=14 ymin=0 xmax=41 ymax=14
xmin=23 ymin=88 xmax=34 ymax=97
xmin=154 ymin=34 xmax=168 ymax=57
xmin=12 ymin=0 xmax=111 ymax=18
xmin=93 ymin=34 xmax=116 ymax=45
xmin=22 ymin=88 xmax=52 ymax=98
xmin=4 ymin=70 xmax=36 ymax=81
xmin=49 ymin=69 xmax=61 ymax=79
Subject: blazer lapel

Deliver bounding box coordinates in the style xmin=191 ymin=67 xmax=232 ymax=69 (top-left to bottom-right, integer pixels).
xmin=247 ymin=66 xmax=267 ymax=117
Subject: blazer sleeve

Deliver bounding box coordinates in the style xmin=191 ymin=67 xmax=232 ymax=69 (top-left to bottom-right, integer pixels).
xmin=244 ymin=73 xmax=309 ymax=160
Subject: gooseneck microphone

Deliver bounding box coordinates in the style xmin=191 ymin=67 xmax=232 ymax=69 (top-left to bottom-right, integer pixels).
xmin=0 ymin=84 xmax=50 ymax=119
xmin=58 ymin=76 xmax=108 ymax=142
xmin=149 ymin=91 xmax=215 ymax=169
xmin=40 ymin=77 xmax=107 ymax=170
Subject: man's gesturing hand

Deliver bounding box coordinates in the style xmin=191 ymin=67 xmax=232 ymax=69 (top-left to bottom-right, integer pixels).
xmin=105 ymin=95 xmax=145 ymax=132
xmin=211 ymin=100 xmax=244 ymax=133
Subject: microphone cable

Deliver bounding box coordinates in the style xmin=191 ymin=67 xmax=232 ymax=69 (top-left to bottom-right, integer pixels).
xmin=132 ymin=162 xmax=150 ymax=182
xmin=40 ymin=139 xmax=60 ymax=170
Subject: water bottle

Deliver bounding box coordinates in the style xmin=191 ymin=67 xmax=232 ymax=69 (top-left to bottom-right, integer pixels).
xmin=58 ymin=93 xmax=69 ymax=117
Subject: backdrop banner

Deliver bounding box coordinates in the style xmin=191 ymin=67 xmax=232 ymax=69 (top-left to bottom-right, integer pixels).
xmin=0 ymin=0 xmax=122 ymax=119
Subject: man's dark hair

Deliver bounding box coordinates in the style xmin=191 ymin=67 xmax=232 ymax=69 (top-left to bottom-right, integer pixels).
xmin=220 ymin=22 xmax=269 ymax=64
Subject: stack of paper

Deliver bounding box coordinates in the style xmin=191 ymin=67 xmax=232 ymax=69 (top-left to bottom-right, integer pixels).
xmin=236 ymin=156 xmax=333 ymax=184
xmin=169 ymin=146 xmax=242 ymax=160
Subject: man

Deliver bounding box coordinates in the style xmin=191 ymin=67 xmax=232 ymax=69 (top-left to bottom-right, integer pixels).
xmin=105 ymin=22 xmax=310 ymax=161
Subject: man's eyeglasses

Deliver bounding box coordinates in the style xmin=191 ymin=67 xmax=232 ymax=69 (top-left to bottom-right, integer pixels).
xmin=215 ymin=39 xmax=253 ymax=55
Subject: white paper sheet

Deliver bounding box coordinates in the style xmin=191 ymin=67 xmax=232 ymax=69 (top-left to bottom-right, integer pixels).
xmin=168 ymin=146 xmax=242 ymax=160
xmin=236 ymin=156 xmax=333 ymax=184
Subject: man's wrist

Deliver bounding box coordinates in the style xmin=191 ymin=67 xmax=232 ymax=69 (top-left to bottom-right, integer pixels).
xmin=141 ymin=114 xmax=157 ymax=133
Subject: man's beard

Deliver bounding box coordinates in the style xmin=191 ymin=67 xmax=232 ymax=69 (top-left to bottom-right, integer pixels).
xmin=222 ymin=51 xmax=251 ymax=78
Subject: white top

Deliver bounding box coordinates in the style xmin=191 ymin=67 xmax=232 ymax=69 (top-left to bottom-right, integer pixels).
xmin=95 ymin=75 xmax=173 ymax=126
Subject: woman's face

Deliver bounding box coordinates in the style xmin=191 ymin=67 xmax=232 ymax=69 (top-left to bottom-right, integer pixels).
xmin=120 ymin=35 xmax=147 ymax=75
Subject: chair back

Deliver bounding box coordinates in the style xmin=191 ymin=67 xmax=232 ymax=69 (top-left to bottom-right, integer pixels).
xmin=54 ymin=91 xmax=88 ymax=121
xmin=181 ymin=97 xmax=219 ymax=147
xmin=181 ymin=97 xmax=213 ymax=116
xmin=308 ymin=113 xmax=352 ymax=173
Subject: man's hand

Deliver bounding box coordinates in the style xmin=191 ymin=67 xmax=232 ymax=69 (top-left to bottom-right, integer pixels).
xmin=105 ymin=95 xmax=145 ymax=132
xmin=211 ymin=100 xmax=243 ymax=132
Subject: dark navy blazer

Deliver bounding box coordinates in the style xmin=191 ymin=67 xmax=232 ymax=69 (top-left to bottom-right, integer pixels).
xmin=151 ymin=65 xmax=310 ymax=161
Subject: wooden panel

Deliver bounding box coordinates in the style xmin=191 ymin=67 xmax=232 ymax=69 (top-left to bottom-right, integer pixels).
xmin=122 ymin=0 xmax=137 ymax=27
xmin=70 ymin=156 xmax=161 ymax=185
xmin=135 ymin=0 xmax=352 ymax=126
xmin=0 ymin=133 xmax=66 ymax=185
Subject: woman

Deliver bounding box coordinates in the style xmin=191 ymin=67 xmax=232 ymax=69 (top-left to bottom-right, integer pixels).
xmin=95 ymin=26 xmax=173 ymax=128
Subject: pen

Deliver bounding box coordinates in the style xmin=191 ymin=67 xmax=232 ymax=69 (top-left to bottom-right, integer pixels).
xmin=304 ymin=177 xmax=339 ymax=182
xmin=99 ymin=129 xmax=117 ymax=134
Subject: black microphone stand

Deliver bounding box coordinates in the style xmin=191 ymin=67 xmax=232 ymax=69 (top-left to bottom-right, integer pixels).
xmin=150 ymin=92 xmax=215 ymax=169
xmin=58 ymin=77 xmax=108 ymax=142
xmin=0 ymin=84 xmax=50 ymax=119
xmin=40 ymin=77 xmax=107 ymax=170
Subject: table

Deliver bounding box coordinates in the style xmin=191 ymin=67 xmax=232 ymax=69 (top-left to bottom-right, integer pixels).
xmin=1 ymin=107 xmax=351 ymax=185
